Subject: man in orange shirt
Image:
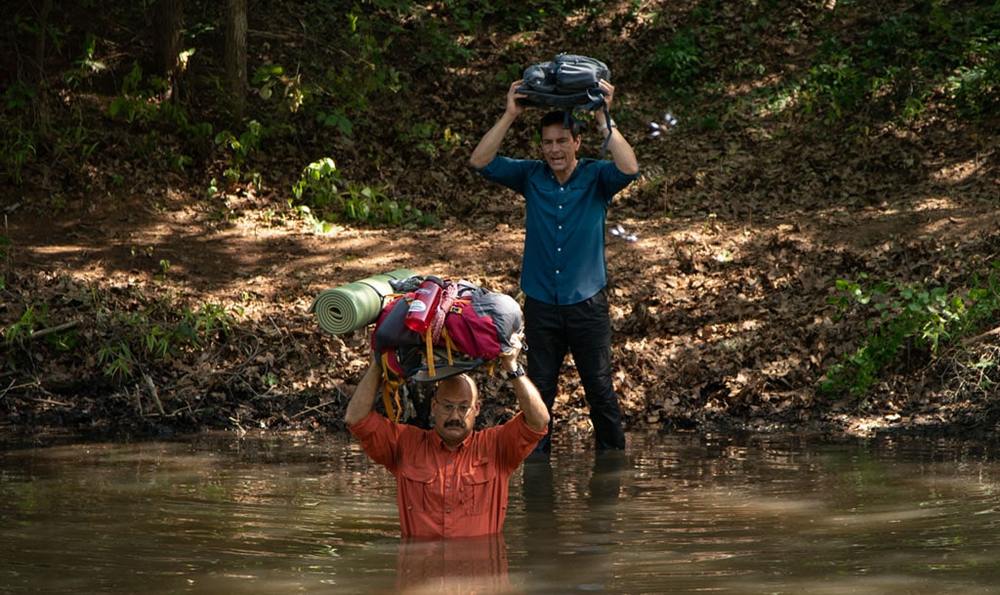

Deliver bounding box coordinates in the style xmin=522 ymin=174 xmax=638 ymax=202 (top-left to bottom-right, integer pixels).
xmin=345 ymin=346 xmax=549 ymax=539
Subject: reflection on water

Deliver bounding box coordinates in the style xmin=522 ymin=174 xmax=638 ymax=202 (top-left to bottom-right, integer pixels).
xmin=3 ymin=432 xmax=1000 ymax=593
xmin=396 ymin=535 xmax=509 ymax=593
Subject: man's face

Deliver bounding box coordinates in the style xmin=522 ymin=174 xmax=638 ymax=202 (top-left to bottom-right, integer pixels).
xmin=432 ymin=376 xmax=479 ymax=447
xmin=540 ymin=124 xmax=581 ymax=176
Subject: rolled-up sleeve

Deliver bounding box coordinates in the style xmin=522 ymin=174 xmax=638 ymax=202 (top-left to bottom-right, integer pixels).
xmin=349 ymin=411 xmax=402 ymax=472
xmin=494 ymin=412 xmax=547 ymax=473
xmin=597 ymin=161 xmax=640 ymax=203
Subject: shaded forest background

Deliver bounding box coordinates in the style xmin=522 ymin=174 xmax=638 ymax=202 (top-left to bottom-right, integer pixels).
xmin=1 ymin=0 xmax=998 ymax=442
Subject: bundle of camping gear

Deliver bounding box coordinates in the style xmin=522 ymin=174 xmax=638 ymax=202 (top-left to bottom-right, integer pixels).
xmin=312 ymin=272 xmax=523 ymax=420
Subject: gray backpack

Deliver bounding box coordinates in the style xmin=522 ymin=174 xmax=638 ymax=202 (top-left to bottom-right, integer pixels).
xmin=517 ymin=54 xmax=614 ymax=151
xmin=517 ymin=54 xmax=610 ymax=111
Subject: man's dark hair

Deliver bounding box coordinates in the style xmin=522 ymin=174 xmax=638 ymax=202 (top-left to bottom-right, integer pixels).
xmin=538 ymin=110 xmax=581 ymax=139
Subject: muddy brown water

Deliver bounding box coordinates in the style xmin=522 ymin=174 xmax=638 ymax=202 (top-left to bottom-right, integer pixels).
xmin=3 ymin=431 xmax=1000 ymax=594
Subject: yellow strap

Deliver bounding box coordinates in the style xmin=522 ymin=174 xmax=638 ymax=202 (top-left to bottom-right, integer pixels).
xmin=392 ymin=384 xmax=402 ymax=422
xmin=380 ymin=352 xmax=403 ymax=422
xmin=381 ymin=381 xmax=396 ymax=421
xmin=441 ymin=327 xmax=455 ymax=365
xmin=424 ymin=327 xmax=436 ymax=378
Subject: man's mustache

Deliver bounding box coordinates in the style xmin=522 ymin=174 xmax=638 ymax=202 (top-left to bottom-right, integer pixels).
xmin=444 ymin=420 xmax=465 ymax=429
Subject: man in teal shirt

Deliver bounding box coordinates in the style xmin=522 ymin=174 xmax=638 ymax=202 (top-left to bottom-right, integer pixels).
xmin=469 ymin=78 xmax=640 ymax=452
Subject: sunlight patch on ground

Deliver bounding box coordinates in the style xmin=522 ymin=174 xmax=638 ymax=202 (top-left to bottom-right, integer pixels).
xmin=912 ymin=196 xmax=961 ymax=211
xmin=931 ymin=156 xmax=988 ymax=184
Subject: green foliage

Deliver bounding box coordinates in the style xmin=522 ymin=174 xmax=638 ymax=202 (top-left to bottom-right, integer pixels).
xmin=291 ymin=157 xmax=341 ymax=211
xmin=820 ymin=269 xmax=1000 ymax=399
xmin=0 ymin=233 xmax=10 ymax=291
xmin=97 ymin=302 xmax=238 ymax=382
xmin=253 ymin=64 xmax=306 ymax=113
xmin=649 ymin=29 xmax=703 ymax=90
xmin=291 ymin=157 xmax=436 ymax=229
xmin=0 ymin=116 xmax=37 ymax=185
xmin=98 ymin=341 xmax=134 ymax=381
xmin=64 ymin=33 xmax=107 ymax=88
xmin=400 ymin=120 xmax=462 ymax=158
xmin=4 ymin=305 xmax=44 ymax=346
xmin=107 ymin=63 xmax=213 ymax=144
xmin=214 ymin=120 xmax=263 ymax=184
xmin=108 ymin=63 xmax=163 ymax=123
xmin=799 ymin=44 xmax=868 ymax=122
xmin=299 ymin=7 xmax=402 ymax=135
xmin=3 ymin=80 xmax=35 ymax=111
xmin=946 ymin=37 xmax=1000 ymax=118
xmin=791 ymin=3 xmax=1000 ymax=124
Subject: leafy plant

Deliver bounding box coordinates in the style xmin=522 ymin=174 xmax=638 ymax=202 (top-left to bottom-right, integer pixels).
xmin=4 ymin=305 xmax=44 ymax=346
xmin=108 ymin=63 xmax=161 ymax=123
xmin=947 ymin=50 xmax=1000 ymax=118
xmin=98 ymin=340 xmax=135 ymax=381
xmin=394 ymin=120 xmax=463 ymax=159
xmin=291 ymin=157 xmax=435 ymax=228
xmin=820 ymin=270 xmax=1000 ymax=399
xmin=649 ymin=29 xmax=703 ymax=89
xmin=292 ymin=157 xmax=341 ymax=212
xmin=95 ymin=302 xmax=238 ymax=382
xmin=0 ymin=126 xmax=37 ymax=185
xmin=253 ymin=64 xmax=306 ymax=113
xmin=64 ymin=33 xmax=107 ymax=88
xmin=0 ymin=233 xmax=9 ymax=291
xmin=214 ymin=120 xmax=263 ymax=184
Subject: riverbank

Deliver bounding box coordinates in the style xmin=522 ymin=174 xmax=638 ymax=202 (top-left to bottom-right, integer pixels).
xmin=2 ymin=1 xmax=999 ymax=443
xmin=3 ymin=196 xmax=1000 ymax=446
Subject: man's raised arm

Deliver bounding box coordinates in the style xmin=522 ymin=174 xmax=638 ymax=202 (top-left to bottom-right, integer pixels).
xmin=469 ymin=80 xmax=526 ymax=170
xmin=594 ymin=79 xmax=639 ymax=175
xmin=344 ymin=357 xmax=383 ymax=427
xmin=500 ymin=347 xmax=549 ymax=431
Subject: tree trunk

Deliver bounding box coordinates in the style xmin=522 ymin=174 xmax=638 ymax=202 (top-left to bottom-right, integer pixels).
xmin=33 ymin=0 xmax=53 ymax=190
xmin=225 ymin=0 xmax=248 ymax=118
xmin=154 ymin=0 xmax=185 ymax=100
xmin=34 ymin=0 xmax=53 ymax=134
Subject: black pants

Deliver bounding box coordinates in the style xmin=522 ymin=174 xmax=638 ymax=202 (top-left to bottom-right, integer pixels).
xmin=524 ymin=290 xmax=626 ymax=452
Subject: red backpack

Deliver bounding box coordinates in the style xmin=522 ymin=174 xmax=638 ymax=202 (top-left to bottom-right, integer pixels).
xmin=370 ymin=277 xmax=523 ymax=420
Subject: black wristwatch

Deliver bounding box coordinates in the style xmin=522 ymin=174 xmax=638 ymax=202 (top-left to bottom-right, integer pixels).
xmin=507 ymin=364 xmax=526 ymax=380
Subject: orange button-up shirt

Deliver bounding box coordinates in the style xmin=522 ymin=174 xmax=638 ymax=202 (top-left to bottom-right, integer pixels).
xmin=349 ymin=411 xmax=546 ymax=539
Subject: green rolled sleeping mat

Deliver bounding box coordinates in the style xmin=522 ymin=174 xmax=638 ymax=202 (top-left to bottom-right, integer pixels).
xmin=310 ymin=268 xmax=417 ymax=335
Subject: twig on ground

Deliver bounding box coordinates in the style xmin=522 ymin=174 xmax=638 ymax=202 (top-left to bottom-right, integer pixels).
xmin=963 ymin=325 xmax=1000 ymax=346
xmin=290 ymin=386 xmax=348 ymax=420
xmin=143 ymin=374 xmax=166 ymax=415
xmin=25 ymin=395 xmax=72 ymax=407
xmin=289 ymin=399 xmax=337 ymax=419
xmin=25 ymin=320 xmax=81 ymax=342
xmin=0 ymin=379 xmax=17 ymax=400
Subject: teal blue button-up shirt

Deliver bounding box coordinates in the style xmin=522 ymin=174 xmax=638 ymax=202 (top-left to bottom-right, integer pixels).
xmin=478 ymin=156 xmax=639 ymax=305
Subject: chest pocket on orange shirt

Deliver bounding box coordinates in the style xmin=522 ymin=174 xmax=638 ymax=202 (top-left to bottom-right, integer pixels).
xmin=460 ymin=457 xmax=496 ymax=515
xmin=399 ymin=466 xmax=438 ymax=513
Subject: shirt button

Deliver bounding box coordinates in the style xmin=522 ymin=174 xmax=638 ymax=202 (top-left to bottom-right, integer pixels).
xmin=557 ymin=247 xmax=562 ymax=252
xmin=560 ymin=187 xmax=564 ymax=191
xmin=556 ymin=270 xmax=561 ymax=274
xmin=445 ymin=508 xmax=452 ymax=513
xmin=559 ymin=205 xmax=563 ymax=209
xmin=558 ymin=225 xmax=562 ymax=230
